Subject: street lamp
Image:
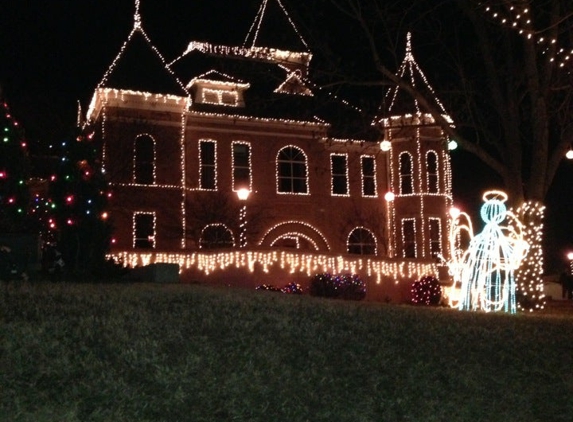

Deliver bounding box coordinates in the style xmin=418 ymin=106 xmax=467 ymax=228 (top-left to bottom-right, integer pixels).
xmin=236 ymin=188 xmax=250 ymax=248
xmin=380 ymin=140 xmax=391 ymax=152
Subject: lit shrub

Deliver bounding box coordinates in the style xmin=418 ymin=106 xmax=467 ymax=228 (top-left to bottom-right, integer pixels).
xmin=411 ymin=275 xmax=442 ymax=305
xmin=256 ymin=282 xmax=303 ymax=294
xmin=309 ymin=273 xmax=366 ymax=301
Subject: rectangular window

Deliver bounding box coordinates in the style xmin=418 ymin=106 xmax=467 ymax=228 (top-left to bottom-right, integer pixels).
xmin=134 ymin=135 xmax=155 ymax=184
xmin=402 ymin=218 xmax=416 ymax=258
xmin=199 ymin=140 xmax=216 ymax=190
xmin=222 ymin=91 xmax=238 ymax=106
xmin=429 ymin=217 xmax=442 ymax=258
xmin=202 ymin=89 xmax=238 ymax=106
xmin=331 ymin=154 xmax=348 ymax=195
xmin=203 ymin=89 xmax=219 ymax=104
xmin=361 ymin=155 xmax=377 ymax=197
xmin=232 ymin=142 xmax=251 ymax=191
xmin=133 ymin=212 xmax=155 ymax=249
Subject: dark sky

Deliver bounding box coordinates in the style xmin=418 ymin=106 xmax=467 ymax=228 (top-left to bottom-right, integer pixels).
xmin=1 ymin=0 xmax=572 ymax=272
xmin=0 ymin=1 xmax=268 ymax=141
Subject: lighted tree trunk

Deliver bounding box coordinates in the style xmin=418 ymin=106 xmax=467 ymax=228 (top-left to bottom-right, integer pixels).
xmin=514 ymin=201 xmax=546 ymax=311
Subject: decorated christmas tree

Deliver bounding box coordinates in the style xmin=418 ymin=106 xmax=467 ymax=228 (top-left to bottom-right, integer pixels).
xmin=48 ymin=126 xmax=112 ymax=274
xmin=0 ymin=98 xmax=32 ymax=233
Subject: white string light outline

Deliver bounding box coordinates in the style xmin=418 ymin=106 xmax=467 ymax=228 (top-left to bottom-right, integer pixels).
xmin=243 ymin=0 xmax=310 ymax=51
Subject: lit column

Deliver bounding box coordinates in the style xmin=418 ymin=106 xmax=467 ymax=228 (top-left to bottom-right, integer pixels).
xmin=236 ymin=188 xmax=250 ymax=248
xmin=567 ymin=252 xmax=573 ymax=275
xmin=384 ymin=191 xmax=395 ymax=257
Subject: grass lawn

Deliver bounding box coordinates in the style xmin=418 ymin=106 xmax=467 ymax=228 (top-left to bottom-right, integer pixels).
xmin=2 ymin=281 xmax=573 ymax=422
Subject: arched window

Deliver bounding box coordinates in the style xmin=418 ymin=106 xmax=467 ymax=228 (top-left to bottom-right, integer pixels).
xmin=134 ymin=134 xmax=155 ymax=184
xmin=270 ymin=233 xmax=319 ymax=250
xmin=426 ymin=151 xmax=439 ymax=193
xmin=399 ymin=152 xmax=413 ymax=195
xmin=199 ymin=224 xmax=234 ymax=249
xmin=347 ymin=227 xmax=377 ymax=255
xmin=276 ymin=146 xmax=308 ymax=194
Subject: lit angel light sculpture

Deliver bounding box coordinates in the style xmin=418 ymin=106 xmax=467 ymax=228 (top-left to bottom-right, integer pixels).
xmin=443 ymin=207 xmax=474 ymax=308
xmin=458 ymin=191 xmax=529 ymax=313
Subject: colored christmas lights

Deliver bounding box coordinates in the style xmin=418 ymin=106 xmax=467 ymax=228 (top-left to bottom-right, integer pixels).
xmin=47 ymin=127 xmax=112 ymax=271
xmin=0 ymin=99 xmax=32 ymax=233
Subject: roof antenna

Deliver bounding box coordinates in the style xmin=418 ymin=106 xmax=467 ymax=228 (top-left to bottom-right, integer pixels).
xmin=134 ymin=0 xmax=142 ymax=29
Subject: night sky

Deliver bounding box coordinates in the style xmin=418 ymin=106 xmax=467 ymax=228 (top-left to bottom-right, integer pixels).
xmin=1 ymin=0 xmax=572 ymax=272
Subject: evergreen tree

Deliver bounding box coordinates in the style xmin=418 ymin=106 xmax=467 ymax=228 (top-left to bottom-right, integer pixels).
xmin=48 ymin=126 xmax=112 ymax=275
xmin=0 ymin=98 xmax=32 ymax=233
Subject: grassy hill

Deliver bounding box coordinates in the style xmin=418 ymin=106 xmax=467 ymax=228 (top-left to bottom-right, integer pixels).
xmin=2 ymin=282 xmax=573 ymax=421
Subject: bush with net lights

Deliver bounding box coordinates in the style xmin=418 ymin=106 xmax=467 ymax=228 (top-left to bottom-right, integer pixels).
xmin=309 ymin=273 xmax=366 ymax=300
xmin=411 ymin=275 xmax=442 ymax=305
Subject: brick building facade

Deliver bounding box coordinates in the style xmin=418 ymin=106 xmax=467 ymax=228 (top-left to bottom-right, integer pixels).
xmin=85 ymin=5 xmax=454 ymax=300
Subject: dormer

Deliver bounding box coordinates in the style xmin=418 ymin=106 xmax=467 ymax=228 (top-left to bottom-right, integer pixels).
xmin=187 ymin=70 xmax=250 ymax=108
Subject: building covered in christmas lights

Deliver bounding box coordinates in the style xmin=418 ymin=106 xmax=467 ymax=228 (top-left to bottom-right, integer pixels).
xmin=86 ymin=1 xmax=455 ymax=301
